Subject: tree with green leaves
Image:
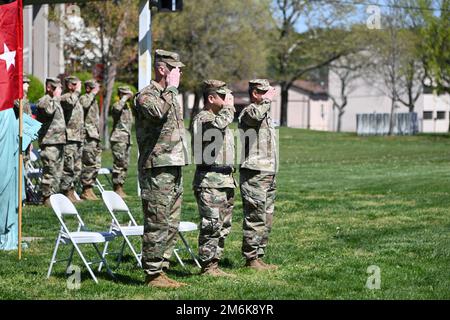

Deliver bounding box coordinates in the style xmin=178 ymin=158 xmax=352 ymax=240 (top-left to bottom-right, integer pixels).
xmin=269 ymin=0 xmax=357 ymax=127
xmin=416 ymin=0 xmax=449 ymax=94
xmin=55 ymin=0 xmax=138 ymax=149
xmin=152 ymin=0 xmax=274 ymax=128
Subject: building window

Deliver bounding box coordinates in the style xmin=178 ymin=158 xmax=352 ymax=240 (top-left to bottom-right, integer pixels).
xmin=436 ymin=111 xmax=446 ymax=120
xmin=423 ymin=111 xmax=433 ymax=120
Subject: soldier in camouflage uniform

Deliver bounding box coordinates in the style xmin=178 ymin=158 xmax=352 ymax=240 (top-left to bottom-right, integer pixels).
xmin=36 ymin=77 xmax=66 ymax=207
xmin=14 ymin=76 xmax=33 ymax=169
xmin=191 ymin=80 xmax=236 ymax=277
xmin=110 ymin=86 xmax=134 ymax=198
xmin=134 ymin=49 xmax=188 ymax=288
xmin=239 ymin=79 xmax=278 ymax=271
xmin=79 ymin=79 xmax=101 ymax=201
xmin=60 ymin=76 xmax=84 ymax=203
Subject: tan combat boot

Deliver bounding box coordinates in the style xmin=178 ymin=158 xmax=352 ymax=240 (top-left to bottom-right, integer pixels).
xmin=245 ymin=258 xmax=267 ymax=271
xmin=65 ymin=189 xmax=82 ymax=203
xmin=42 ymin=196 xmax=51 ymax=208
xmin=114 ymin=184 xmax=127 ymax=198
xmin=80 ymin=187 xmax=98 ymax=200
xmin=145 ymin=272 xmax=187 ymax=288
xmin=201 ymin=261 xmax=236 ymax=277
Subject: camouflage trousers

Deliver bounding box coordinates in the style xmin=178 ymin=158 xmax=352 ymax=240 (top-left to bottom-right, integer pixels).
xmin=40 ymin=144 xmax=64 ymax=198
xmin=140 ymin=166 xmax=182 ymax=275
xmin=60 ymin=141 xmax=83 ymax=192
xmin=111 ymin=142 xmax=130 ymax=186
xmin=240 ymin=169 xmax=276 ymax=261
xmin=194 ymin=187 xmax=234 ymax=266
xmin=81 ymin=138 xmax=101 ymax=188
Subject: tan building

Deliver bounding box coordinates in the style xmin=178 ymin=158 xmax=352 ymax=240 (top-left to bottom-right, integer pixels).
xmin=181 ymin=79 xmax=332 ymax=130
xmin=328 ymin=68 xmax=450 ymax=133
xmin=23 ymin=1 xmax=65 ymax=82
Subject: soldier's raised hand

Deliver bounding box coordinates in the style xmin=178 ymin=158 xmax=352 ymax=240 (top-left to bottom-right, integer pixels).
xmin=54 ymin=86 xmax=62 ymax=97
xmin=166 ymin=67 xmax=181 ymax=89
xmin=75 ymin=81 xmax=82 ymax=93
xmin=262 ymin=86 xmax=276 ymax=101
xmin=224 ymin=93 xmax=234 ymax=106
xmin=92 ymin=85 xmax=100 ymax=95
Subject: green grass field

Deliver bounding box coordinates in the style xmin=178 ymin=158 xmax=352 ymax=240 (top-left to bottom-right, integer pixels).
xmin=1 ymin=127 xmax=450 ymax=299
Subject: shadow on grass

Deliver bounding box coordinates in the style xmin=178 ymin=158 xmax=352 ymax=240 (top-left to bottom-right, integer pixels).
xmin=50 ymin=268 xmax=143 ymax=286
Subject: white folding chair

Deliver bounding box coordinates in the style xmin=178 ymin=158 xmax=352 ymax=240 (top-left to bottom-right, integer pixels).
xmin=47 ymin=194 xmax=116 ymax=284
xmin=24 ymin=149 xmax=43 ymax=204
xmin=175 ymin=221 xmax=202 ymax=269
xmin=95 ymin=167 xmax=113 ymax=193
xmin=99 ymin=191 xmax=144 ymax=270
xmin=101 ymin=191 xmax=201 ymax=269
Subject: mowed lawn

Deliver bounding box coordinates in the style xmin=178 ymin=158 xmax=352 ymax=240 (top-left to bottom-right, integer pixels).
xmin=1 ymin=127 xmax=450 ymax=299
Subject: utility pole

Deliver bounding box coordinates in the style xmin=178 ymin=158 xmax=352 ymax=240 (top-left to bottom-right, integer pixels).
xmin=137 ymin=0 xmax=183 ymax=194
xmin=139 ymin=0 xmax=152 ymax=91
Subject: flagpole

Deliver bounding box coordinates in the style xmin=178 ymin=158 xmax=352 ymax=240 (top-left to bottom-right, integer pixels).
xmin=18 ymin=98 xmax=23 ymax=260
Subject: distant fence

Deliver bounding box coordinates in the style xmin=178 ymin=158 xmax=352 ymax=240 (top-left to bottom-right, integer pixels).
xmin=356 ymin=113 xmax=418 ymax=136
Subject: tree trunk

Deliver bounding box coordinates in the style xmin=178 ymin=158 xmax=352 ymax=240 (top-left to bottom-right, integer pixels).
xmin=182 ymin=91 xmax=190 ymax=120
xmin=100 ymin=8 xmax=130 ymax=149
xmin=189 ymin=89 xmax=202 ymax=131
xmin=388 ymin=99 xmax=396 ymax=136
xmin=101 ymin=63 xmax=117 ymax=150
xmin=337 ymin=109 xmax=345 ymax=133
xmin=280 ymin=82 xmax=289 ymax=127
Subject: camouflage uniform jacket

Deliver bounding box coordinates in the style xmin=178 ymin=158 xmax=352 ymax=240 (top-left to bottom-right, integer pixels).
xmin=134 ymin=80 xmax=188 ymax=169
xmin=79 ymin=92 xmax=100 ymax=141
xmin=36 ymin=94 xmax=66 ymax=145
xmin=14 ymin=98 xmax=32 ymax=116
xmin=238 ymin=100 xmax=278 ymax=174
xmin=111 ymin=97 xmax=133 ymax=145
xmin=191 ymin=105 xmax=236 ymax=189
xmin=60 ymin=91 xmax=83 ymax=142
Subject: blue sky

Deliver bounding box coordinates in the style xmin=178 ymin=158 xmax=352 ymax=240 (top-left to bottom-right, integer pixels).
xmin=272 ymin=0 xmax=422 ymax=32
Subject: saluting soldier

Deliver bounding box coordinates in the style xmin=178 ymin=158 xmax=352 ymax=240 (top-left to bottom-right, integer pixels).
xmin=14 ymin=75 xmax=33 ymax=169
xmin=60 ymin=75 xmax=84 ymax=203
xmin=239 ymin=79 xmax=278 ymax=271
xmin=79 ymin=79 xmax=101 ymax=201
xmin=110 ymin=86 xmax=134 ymax=198
xmin=191 ymin=80 xmax=236 ymax=277
xmin=134 ymin=49 xmax=188 ymax=288
xmin=36 ymin=77 xmax=66 ymax=207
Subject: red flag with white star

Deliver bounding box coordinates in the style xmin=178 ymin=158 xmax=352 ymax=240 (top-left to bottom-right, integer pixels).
xmin=0 ymin=0 xmax=23 ymax=111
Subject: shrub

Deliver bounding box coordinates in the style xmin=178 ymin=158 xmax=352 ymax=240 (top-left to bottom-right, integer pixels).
xmin=27 ymin=75 xmax=44 ymax=103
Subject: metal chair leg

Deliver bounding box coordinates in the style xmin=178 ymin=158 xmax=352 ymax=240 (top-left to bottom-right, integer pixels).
xmin=72 ymin=243 xmax=99 ymax=284
xmin=93 ymin=243 xmax=115 ymax=280
xmin=179 ymin=232 xmax=201 ymax=268
xmin=98 ymin=241 xmax=110 ymax=272
xmin=47 ymin=235 xmax=62 ymax=279
xmin=173 ymin=248 xmax=185 ymax=268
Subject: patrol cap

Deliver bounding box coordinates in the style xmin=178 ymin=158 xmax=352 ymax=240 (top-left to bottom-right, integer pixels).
xmin=23 ymin=75 xmax=31 ymax=83
xmin=155 ymin=49 xmax=185 ymax=68
xmin=65 ymin=75 xmax=80 ymax=86
xmin=249 ymin=79 xmax=271 ymax=91
xmin=84 ymin=79 xmax=98 ymax=89
xmin=202 ymin=79 xmax=232 ymax=96
xmin=45 ymin=77 xmax=61 ymax=87
xmin=118 ymin=86 xmax=133 ymax=95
